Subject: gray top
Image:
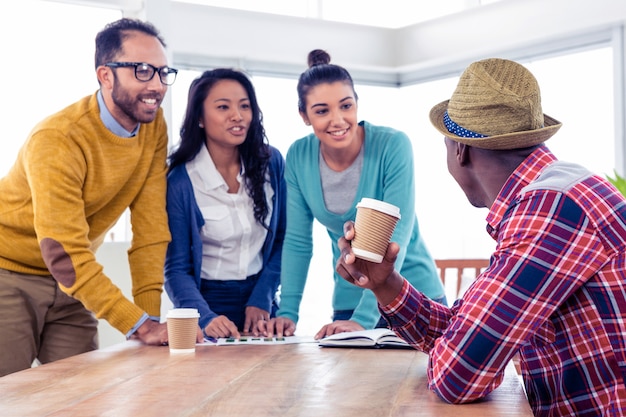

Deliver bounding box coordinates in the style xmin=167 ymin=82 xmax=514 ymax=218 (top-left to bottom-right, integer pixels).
xmin=319 ymin=145 xmax=364 ymax=214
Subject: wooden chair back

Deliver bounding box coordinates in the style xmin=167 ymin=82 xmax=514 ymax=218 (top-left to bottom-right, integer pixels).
xmin=435 ymin=258 xmax=490 ymax=299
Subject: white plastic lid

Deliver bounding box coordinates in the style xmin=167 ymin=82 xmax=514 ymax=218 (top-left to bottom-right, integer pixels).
xmin=166 ymin=308 xmax=200 ymax=318
xmin=356 ymin=198 xmax=401 ymax=219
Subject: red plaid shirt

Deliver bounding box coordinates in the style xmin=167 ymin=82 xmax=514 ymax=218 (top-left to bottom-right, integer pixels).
xmin=381 ymin=146 xmax=626 ymax=416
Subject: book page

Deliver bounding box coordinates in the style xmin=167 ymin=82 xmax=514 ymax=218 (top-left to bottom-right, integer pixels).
xmin=319 ymin=329 xmax=401 ymax=347
xmin=318 ymin=329 xmax=412 ymax=348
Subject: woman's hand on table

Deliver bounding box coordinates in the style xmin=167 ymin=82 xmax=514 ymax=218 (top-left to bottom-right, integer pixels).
xmin=204 ymin=316 xmax=241 ymax=339
xmin=314 ymin=320 xmax=364 ymax=340
xmin=244 ymin=306 xmax=270 ymax=335
xmin=257 ymin=316 xmax=296 ymax=338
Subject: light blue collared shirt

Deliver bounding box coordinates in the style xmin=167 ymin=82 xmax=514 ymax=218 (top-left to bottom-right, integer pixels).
xmin=96 ymin=90 xmax=140 ymax=137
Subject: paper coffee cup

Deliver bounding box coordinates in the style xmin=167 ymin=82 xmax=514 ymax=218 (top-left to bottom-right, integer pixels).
xmin=166 ymin=308 xmax=199 ymax=353
xmin=352 ymin=198 xmax=401 ymax=263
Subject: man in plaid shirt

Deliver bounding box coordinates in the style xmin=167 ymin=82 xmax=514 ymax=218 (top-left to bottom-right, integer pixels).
xmin=336 ymin=58 xmax=626 ymax=416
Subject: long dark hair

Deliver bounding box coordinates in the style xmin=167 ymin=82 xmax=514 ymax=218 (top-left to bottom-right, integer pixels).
xmin=169 ymin=68 xmax=271 ymax=227
xmin=296 ymin=49 xmax=358 ymax=113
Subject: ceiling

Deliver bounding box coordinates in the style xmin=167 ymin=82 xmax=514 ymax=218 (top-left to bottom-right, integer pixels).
xmin=39 ymin=0 xmax=626 ymax=88
xmin=174 ymin=0 xmax=501 ymax=29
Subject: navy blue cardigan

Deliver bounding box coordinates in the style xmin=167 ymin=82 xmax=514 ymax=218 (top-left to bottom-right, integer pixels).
xmin=164 ymin=146 xmax=286 ymax=329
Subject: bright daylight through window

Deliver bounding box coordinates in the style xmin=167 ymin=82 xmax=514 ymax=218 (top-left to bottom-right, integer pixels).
xmin=1 ymin=1 xmax=618 ymax=331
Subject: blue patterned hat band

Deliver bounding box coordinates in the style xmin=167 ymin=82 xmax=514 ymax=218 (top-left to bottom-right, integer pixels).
xmin=443 ymin=110 xmax=488 ymax=138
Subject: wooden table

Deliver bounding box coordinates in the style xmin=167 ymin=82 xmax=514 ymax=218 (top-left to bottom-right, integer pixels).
xmin=0 ymin=341 xmax=533 ymax=417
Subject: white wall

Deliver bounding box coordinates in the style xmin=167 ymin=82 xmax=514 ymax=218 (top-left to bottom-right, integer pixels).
xmin=61 ymin=0 xmax=626 ymax=85
xmin=169 ymin=0 xmax=626 ymax=86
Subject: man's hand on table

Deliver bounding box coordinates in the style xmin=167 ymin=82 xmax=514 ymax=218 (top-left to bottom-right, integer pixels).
xmin=132 ymin=320 xmax=169 ymax=345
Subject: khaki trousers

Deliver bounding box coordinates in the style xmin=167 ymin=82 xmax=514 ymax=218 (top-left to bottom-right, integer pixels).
xmin=0 ymin=268 xmax=98 ymax=377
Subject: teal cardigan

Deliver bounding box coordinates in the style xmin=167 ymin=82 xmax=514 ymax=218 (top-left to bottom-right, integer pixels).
xmin=277 ymin=121 xmax=445 ymax=328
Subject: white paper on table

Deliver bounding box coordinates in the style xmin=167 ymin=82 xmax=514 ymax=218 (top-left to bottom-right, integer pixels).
xmin=198 ymin=335 xmax=317 ymax=346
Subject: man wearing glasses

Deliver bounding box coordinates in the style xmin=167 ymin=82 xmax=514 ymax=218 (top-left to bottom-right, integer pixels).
xmin=0 ymin=18 xmax=177 ymax=376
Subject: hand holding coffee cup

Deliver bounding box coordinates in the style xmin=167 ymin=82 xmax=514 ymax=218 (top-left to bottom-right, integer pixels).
xmin=352 ymin=198 xmax=401 ymax=263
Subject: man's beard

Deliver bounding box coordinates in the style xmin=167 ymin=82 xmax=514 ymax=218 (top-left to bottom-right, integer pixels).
xmin=111 ymin=81 xmax=161 ymax=126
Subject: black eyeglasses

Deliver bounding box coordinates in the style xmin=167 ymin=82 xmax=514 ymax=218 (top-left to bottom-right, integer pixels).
xmin=105 ymin=62 xmax=178 ymax=86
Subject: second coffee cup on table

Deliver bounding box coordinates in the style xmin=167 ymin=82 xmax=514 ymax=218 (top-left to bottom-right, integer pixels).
xmin=352 ymin=198 xmax=401 ymax=263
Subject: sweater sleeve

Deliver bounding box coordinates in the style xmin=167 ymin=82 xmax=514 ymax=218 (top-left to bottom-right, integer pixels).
xmin=379 ymin=130 xmax=443 ymax=300
xmin=276 ymin=141 xmax=316 ymax=324
xmin=25 ymin=129 xmax=147 ymax=334
xmin=349 ymin=127 xmax=418 ymax=325
xmin=126 ymin=122 xmax=171 ymax=319
xmin=378 ymin=129 xmax=416 ymax=266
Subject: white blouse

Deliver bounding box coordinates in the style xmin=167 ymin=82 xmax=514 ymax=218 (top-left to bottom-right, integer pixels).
xmin=185 ymin=145 xmax=273 ymax=280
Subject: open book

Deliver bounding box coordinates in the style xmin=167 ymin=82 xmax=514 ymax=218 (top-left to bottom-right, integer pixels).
xmin=318 ymin=328 xmax=411 ymax=348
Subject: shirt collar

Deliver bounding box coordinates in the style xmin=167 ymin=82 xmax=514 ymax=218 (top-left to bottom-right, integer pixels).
xmin=485 ymin=145 xmax=558 ymax=238
xmin=97 ymin=90 xmax=140 ymax=138
xmin=186 ymin=144 xmax=244 ymax=191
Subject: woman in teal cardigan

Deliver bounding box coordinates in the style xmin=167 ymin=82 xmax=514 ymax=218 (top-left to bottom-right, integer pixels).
xmin=260 ymin=50 xmax=445 ymax=339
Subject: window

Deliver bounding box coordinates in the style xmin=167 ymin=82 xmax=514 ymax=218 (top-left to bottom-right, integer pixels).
xmin=1 ymin=2 xmax=122 ymax=239
xmin=401 ymin=48 xmax=615 ymax=267
xmin=0 ymin=1 xmax=121 ymax=177
xmin=170 ymin=46 xmax=615 ymax=327
xmin=3 ymin=1 xmax=617 ymax=331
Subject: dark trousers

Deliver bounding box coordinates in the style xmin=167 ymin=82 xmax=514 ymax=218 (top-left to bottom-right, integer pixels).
xmin=200 ymin=273 xmax=278 ymax=330
xmin=0 ymin=268 xmax=98 ymax=377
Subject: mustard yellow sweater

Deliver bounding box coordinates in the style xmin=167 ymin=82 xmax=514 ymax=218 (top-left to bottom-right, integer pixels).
xmin=0 ymin=92 xmax=171 ymax=334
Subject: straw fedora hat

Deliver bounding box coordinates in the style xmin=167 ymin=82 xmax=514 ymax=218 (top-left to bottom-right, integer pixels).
xmin=429 ymin=58 xmax=562 ymax=150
